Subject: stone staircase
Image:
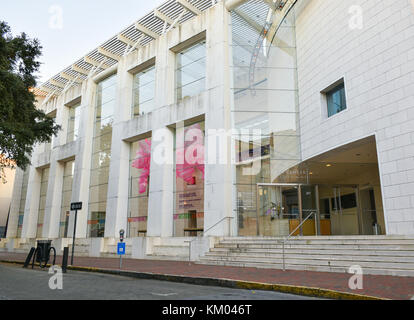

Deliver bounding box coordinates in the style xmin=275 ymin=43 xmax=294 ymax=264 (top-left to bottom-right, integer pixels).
xmin=197 ymin=236 xmax=414 ymax=277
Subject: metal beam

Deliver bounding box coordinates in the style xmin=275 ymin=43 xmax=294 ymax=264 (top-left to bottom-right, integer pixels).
xmin=127 ymin=35 xmax=145 ymax=55
xmin=176 ymin=0 xmax=201 ymax=15
xmin=49 ymin=79 xmax=65 ymax=89
xmin=135 ymin=23 xmax=160 ymax=39
xmin=97 ymin=47 xmax=121 ymax=61
xmin=154 ymin=9 xmax=175 ymax=25
xmin=225 ymin=0 xmax=249 ymax=11
xmin=84 ymin=56 xmax=109 ymax=69
xmin=167 ymin=9 xmax=187 ymax=33
xmin=72 ymin=65 xmax=90 ymax=76
xmin=60 ymin=72 xmax=83 ymax=84
xmin=117 ymin=34 xmax=137 ymax=47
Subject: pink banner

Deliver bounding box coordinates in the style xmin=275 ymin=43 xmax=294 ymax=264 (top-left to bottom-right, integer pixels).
xmin=131 ymin=138 xmax=151 ymax=194
xmin=176 ymin=123 xmax=205 ymax=184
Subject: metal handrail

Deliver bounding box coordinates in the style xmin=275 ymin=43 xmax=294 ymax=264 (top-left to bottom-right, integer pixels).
xmin=187 ymin=216 xmax=234 ymax=264
xmin=281 ymin=211 xmax=316 ymax=271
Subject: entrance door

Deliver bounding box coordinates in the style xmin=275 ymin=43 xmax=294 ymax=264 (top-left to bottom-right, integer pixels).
xmin=329 ymin=186 xmax=360 ymax=235
xmin=256 ymin=184 xmax=319 ymax=237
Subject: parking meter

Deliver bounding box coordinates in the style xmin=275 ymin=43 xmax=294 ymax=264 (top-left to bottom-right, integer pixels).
xmin=119 ymin=229 xmax=125 ymax=242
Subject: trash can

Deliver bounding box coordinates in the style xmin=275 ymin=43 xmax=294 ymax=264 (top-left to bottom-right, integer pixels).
xmin=36 ymin=240 xmax=52 ymax=264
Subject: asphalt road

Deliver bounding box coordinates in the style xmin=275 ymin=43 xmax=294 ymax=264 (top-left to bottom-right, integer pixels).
xmin=0 ymin=263 xmax=318 ymax=300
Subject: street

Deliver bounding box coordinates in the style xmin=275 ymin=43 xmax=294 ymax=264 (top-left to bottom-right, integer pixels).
xmin=0 ymin=263 xmax=317 ymax=300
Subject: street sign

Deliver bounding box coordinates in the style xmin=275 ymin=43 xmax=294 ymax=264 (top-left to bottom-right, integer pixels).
xmin=71 ymin=202 xmax=82 ymax=211
xmin=117 ymin=242 xmax=126 ymax=255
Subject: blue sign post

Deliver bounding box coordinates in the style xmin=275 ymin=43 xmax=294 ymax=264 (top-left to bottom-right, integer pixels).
xmin=117 ymin=242 xmax=126 ymax=255
xmin=118 ymin=229 xmax=125 ymax=270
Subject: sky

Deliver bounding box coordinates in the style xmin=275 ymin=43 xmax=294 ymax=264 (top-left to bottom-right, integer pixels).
xmin=1 ymin=0 xmax=164 ymax=84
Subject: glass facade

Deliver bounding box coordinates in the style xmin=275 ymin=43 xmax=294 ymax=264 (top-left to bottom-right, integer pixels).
xmin=16 ymin=169 xmax=29 ymax=238
xmin=132 ymin=66 xmax=156 ymax=117
xmin=231 ymin=2 xmax=301 ymax=237
xmin=88 ymin=74 xmax=117 ymax=238
xmin=128 ymin=138 xmax=151 ymax=237
xmin=59 ymin=160 xmax=74 ymax=238
xmin=173 ymin=121 xmax=205 ymax=236
xmin=67 ymin=103 xmax=81 ymax=143
xmin=176 ymin=41 xmax=206 ymax=101
xmin=37 ymin=167 xmax=50 ymax=238
xmin=327 ymin=83 xmax=347 ymax=117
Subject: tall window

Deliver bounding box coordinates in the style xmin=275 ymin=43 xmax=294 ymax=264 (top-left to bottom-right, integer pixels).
xmin=173 ymin=121 xmax=205 ymax=236
xmin=17 ymin=169 xmax=29 ymax=238
xmin=128 ymin=137 xmax=151 ymax=237
xmin=327 ymin=82 xmax=347 ymax=117
xmin=60 ymin=160 xmax=74 ymax=238
xmin=37 ymin=167 xmax=49 ymax=238
xmin=67 ymin=103 xmax=81 ymax=143
xmin=132 ymin=66 xmax=155 ymax=117
xmin=88 ymin=74 xmax=117 ymax=238
xmin=176 ymin=41 xmax=206 ymax=101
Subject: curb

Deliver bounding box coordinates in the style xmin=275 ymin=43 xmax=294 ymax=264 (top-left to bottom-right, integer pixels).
xmin=0 ymin=259 xmax=386 ymax=300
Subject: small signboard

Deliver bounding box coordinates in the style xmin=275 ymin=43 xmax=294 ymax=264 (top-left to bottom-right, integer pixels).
xmin=71 ymin=202 xmax=82 ymax=211
xmin=117 ymin=242 xmax=126 ymax=255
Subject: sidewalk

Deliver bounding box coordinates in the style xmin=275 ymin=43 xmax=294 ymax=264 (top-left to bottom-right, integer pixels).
xmin=1 ymin=252 xmax=413 ymax=300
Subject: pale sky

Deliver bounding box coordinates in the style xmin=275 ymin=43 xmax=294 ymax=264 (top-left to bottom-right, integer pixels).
xmin=1 ymin=0 xmax=164 ymax=84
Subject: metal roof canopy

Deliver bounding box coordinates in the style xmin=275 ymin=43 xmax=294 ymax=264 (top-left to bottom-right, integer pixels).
xmin=35 ymin=0 xmax=219 ymax=98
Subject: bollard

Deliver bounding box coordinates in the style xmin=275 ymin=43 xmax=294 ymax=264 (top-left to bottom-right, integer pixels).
xmin=62 ymin=247 xmax=69 ymax=273
xmin=23 ymin=247 xmax=35 ymax=268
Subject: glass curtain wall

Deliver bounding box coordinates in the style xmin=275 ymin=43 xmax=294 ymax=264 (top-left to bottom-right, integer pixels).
xmin=231 ymin=1 xmax=302 ymax=236
xmin=37 ymin=167 xmax=50 ymax=238
xmin=176 ymin=41 xmax=206 ymax=101
xmin=173 ymin=121 xmax=205 ymax=236
xmin=132 ymin=66 xmax=156 ymax=117
xmin=17 ymin=170 xmax=29 ymax=238
xmin=67 ymin=103 xmax=81 ymax=143
xmin=88 ymin=74 xmax=117 ymax=238
xmin=128 ymin=137 xmax=151 ymax=237
xmin=59 ymin=160 xmax=74 ymax=238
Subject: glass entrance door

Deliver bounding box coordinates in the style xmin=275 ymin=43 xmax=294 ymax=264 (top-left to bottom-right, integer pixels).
xmin=254 ymin=184 xmax=319 ymax=237
xmin=327 ymin=185 xmax=360 ymax=235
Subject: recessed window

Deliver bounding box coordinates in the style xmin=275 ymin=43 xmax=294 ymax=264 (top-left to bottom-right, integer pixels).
xmin=326 ymin=82 xmax=347 ymax=117
xmin=176 ymin=41 xmax=206 ymax=101
xmin=132 ymin=66 xmax=155 ymax=117
xmin=67 ymin=103 xmax=81 ymax=143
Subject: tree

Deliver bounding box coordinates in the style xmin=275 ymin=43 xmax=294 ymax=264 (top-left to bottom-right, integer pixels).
xmin=0 ymin=21 xmax=60 ymax=183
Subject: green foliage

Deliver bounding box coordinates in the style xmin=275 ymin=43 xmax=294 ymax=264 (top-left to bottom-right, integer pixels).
xmin=0 ymin=21 xmax=61 ymax=182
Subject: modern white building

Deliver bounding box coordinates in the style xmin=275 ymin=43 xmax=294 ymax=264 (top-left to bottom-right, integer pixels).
xmin=2 ymin=0 xmax=414 ymax=274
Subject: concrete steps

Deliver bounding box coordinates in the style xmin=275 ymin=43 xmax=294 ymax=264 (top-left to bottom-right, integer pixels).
xmin=197 ymin=236 xmax=414 ymax=277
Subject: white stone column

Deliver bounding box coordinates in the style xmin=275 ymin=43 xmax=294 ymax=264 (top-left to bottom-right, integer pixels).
xmin=147 ymin=126 xmax=175 ymax=237
xmin=146 ymin=32 xmax=176 ymax=238
xmin=21 ymin=166 xmax=41 ymax=239
xmin=203 ymin=3 xmax=234 ymax=237
xmin=104 ymin=58 xmax=133 ymax=238
xmin=6 ymin=168 xmax=24 ymax=238
xmin=67 ymin=80 xmax=97 ymax=238
xmin=42 ymin=95 xmax=65 ymax=239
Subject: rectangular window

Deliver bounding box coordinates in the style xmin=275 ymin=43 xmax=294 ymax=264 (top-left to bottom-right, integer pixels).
xmin=326 ymin=82 xmax=347 ymax=117
xmin=128 ymin=137 xmax=151 ymax=237
xmin=88 ymin=74 xmax=117 ymax=238
xmin=37 ymin=167 xmax=50 ymax=238
xmin=132 ymin=66 xmax=155 ymax=117
xmin=67 ymin=103 xmax=81 ymax=143
xmin=60 ymin=160 xmax=74 ymax=238
xmin=173 ymin=121 xmax=205 ymax=237
xmin=176 ymin=41 xmax=206 ymax=101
